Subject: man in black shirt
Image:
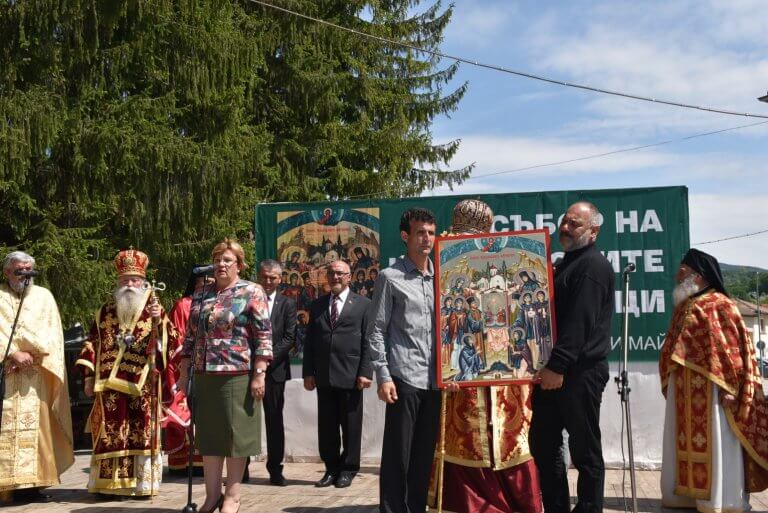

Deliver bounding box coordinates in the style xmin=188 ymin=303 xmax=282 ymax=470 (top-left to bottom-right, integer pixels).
xmin=530 ymin=201 xmax=614 ymax=513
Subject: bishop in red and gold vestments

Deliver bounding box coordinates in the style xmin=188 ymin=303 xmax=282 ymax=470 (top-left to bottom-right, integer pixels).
xmin=428 ymin=200 xmax=543 ymax=513
xmin=76 ymin=249 xmax=178 ymax=497
xmin=660 ymin=249 xmax=768 ymax=513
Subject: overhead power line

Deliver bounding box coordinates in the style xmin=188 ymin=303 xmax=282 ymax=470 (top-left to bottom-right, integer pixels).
xmin=693 ymin=228 xmax=768 ymax=246
xmin=469 ymin=120 xmax=768 ymax=180
xmin=249 ymin=0 xmax=768 ymax=119
xmin=343 ymin=119 xmax=768 ymax=199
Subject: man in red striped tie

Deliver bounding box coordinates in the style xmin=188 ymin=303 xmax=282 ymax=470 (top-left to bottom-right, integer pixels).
xmin=302 ymin=260 xmax=373 ymax=489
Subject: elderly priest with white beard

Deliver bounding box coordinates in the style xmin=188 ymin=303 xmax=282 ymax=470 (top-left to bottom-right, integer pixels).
xmin=0 ymin=251 xmax=74 ymax=503
xmin=76 ymin=248 xmax=178 ymax=497
xmin=660 ymin=248 xmax=768 ymax=513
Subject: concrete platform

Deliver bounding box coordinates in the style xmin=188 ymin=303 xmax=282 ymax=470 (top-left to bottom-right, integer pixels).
xmin=2 ymin=452 xmax=768 ymax=512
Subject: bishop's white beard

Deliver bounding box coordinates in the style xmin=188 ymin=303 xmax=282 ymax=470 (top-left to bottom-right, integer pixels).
xmin=9 ymin=278 xmax=32 ymax=293
xmin=114 ymin=285 xmax=146 ymax=326
xmin=673 ymin=275 xmax=702 ymax=307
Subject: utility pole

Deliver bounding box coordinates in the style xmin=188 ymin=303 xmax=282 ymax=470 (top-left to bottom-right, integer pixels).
xmin=756 ymin=272 xmax=766 ymax=379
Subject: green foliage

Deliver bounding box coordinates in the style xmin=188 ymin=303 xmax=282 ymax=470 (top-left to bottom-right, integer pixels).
xmin=721 ymin=264 xmax=768 ymax=303
xmin=0 ymin=0 xmax=469 ymax=325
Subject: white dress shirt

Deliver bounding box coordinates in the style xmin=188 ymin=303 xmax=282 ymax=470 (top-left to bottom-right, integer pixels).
xmin=267 ymin=290 xmax=276 ymax=317
xmin=328 ymin=287 xmax=350 ymax=317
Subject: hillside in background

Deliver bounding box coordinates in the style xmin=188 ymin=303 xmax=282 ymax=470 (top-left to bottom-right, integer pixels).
xmin=722 ymin=263 xmax=768 ymax=303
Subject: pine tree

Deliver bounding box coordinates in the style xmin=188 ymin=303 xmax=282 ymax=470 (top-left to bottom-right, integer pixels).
xmin=251 ymin=0 xmax=470 ymax=200
xmin=0 ymin=0 xmax=469 ymax=325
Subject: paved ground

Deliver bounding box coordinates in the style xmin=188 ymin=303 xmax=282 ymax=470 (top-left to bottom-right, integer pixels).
xmin=2 ymin=452 xmax=768 ymax=512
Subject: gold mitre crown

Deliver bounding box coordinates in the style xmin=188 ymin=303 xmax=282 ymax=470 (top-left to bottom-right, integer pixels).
xmin=449 ymin=199 xmax=494 ymax=234
xmin=114 ymin=248 xmax=149 ymax=277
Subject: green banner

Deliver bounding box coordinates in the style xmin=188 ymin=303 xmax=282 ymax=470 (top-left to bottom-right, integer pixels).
xmin=254 ymin=185 xmax=689 ymax=361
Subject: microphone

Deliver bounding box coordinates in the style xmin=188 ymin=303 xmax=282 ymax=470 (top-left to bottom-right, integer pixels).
xmin=14 ymin=269 xmax=39 ymax=277
xmin=192 ymin=264 xmax=214 ymax=275
xmin=622 ymin=263 xmax=636 ymax=275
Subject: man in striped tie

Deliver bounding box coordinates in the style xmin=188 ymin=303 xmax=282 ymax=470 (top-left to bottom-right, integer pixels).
xmin=302 ymin=260 xmax=372 ymax=489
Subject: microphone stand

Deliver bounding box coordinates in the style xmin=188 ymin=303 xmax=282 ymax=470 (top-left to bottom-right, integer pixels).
xmin=0 ymin=277 xmax=31 ymax=425
xmin=615 ymin=266 xmax=638 ymax=513
xmin=182 ymin=286 xmax=210 ymax=513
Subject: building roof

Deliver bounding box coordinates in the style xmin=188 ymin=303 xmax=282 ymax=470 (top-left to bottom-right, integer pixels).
xmin=732 ymin=297 xmax=768 ymax=317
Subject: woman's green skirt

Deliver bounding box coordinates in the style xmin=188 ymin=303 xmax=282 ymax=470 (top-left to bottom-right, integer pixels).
xmin=193 ymin=373 xmax=261 ymax=457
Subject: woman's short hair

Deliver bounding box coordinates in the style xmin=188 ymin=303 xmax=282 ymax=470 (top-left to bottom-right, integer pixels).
xmin=211 ymin=238 xmax=247 ymax=270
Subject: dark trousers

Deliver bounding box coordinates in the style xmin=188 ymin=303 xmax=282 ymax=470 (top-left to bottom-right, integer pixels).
xmin=316 ymin=387 xmax=364 ymax=475
xmin=530 ymin=361 xmax=609 ymax=513
xmin=379 ymin=378 xmax=442 ymax=513
xmin=263 ymin=378 xmax=286 ymax=476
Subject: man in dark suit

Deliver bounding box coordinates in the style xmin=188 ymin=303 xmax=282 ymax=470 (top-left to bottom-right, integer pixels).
xmin=256 ymin=259 xmax=297 ymax=486
xmin=303 ymin=260 xmax=372 ymax=489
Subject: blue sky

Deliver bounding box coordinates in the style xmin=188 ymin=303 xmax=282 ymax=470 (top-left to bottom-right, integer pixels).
xmin=424 ymin=0 xmax=768 ymax=268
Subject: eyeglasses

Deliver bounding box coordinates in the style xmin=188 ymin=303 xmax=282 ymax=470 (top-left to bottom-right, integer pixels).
xmin=327 ymin=271 xmax=350 ymax=277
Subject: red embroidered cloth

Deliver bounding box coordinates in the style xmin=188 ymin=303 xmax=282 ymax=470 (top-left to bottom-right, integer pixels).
xmin=75 ymin=298 xmax=178 ymax=488
xmin=429 ymin=385 xmax=542 ymax=513
xmin=165 ymin=297 xmax=202 ymax=469
xmin=660 ymin=290 xmax=768 ymax=494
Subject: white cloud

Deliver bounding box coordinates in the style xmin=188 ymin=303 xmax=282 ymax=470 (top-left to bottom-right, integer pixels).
xmin=443 ymin=2 xmax=519 ymax=49
xmin=705 ymin=0 xmax=768 ymax=45
xmin=423 ymin=1 xmax=768 ymax=269
xmin=689 ymin=193 xmax=768 ymax=268
xmin=522 ymin=2 xmax=768 ymax=133
xmin=437 ymin=134 xmax=763 ymax=185
xmin=445 ymin=135 xmax=668 ymax=175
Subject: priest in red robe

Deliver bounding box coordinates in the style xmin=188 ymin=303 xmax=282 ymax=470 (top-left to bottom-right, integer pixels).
xmin=660 ymin=248 xmax=768 ymax=513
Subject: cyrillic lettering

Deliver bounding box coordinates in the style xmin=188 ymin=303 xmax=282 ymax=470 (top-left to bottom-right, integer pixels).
xmin=492 ymin=215 xmax=509 ymax=233
xmin=615 ymin=211 xmax=638 ymax=234
xmin=535 ymin=213 xmax=557 ymax=234
xmin=509 ymin=215 xmax=534 ymax=231
xmin=644 ymin=249 xmax=664 ymax=272
xmin=641 ymin=290 xmax=665 ymax=314
xmin=640 ymin=210 xmax=663 ymax=232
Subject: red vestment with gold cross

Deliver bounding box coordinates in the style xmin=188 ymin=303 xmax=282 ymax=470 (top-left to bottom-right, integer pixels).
xmin=660 ymin=290 xmax=768 ymax=498
xmin=76 ymin=293 xmax=177 ymax=495
xmin=164 ymin=295 xmax=203 ymax=471
xmin=428 ymin=385 xmax=542 ymax=513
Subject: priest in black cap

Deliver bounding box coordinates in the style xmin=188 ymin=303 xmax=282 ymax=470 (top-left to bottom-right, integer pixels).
xmin=659 ymin=248 xmax=768 ymax=513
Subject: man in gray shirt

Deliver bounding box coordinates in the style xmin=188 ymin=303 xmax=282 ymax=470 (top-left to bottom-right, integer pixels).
xmin=367 ymin=207 xmax=441 ymax=513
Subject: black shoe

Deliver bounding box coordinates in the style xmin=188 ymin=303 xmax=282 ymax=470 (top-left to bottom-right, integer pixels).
xmin=14 ymin=488 xmax=53 ymax=503
xmin=95 ymin=492 xmax=122 ymax=501
xmin=269 ymin=474 xmax=287 ymax=486
xmin=314 ymin=472 xmax=336 ymax=487
xmin=199 ymin=494 xmax=224 ymax=513
xmin=334 ymin=473 xmax=354 ymax=488
xmin=241 ymin=465 xmax=250 ymax=483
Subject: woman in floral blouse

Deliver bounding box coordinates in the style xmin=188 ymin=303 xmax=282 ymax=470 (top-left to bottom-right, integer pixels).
xmin=178 ymin=239 xmax=272 ymax=513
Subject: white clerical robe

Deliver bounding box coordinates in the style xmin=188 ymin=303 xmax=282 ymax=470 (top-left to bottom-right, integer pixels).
xmin=0 ymin=284 xmax=74 ymax=492
xmin=661 ymin=370 xmax=750 ymax=513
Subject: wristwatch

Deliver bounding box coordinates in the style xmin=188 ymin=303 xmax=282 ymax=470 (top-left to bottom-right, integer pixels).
xmin=254 ymin=368 xmax=266 ymax=375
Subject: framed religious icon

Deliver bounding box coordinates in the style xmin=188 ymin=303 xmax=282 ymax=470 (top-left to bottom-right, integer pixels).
xmin=434 ymin=229 xmax=557 ymax=387
xmin=274 ymin=207 xmax=381 ymax=363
